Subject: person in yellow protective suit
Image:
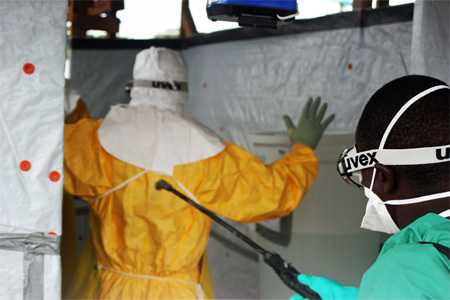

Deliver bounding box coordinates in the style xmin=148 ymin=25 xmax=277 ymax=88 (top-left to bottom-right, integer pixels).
xmin=64 ymin=47 xmax=335 ymax=299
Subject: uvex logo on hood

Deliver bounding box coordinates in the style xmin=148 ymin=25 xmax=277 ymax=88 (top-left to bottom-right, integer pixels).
xmin=151 ymin=81 xmax=187 ymax=91
xmin=436 ymin=146 xmax=450 ymax=160
xmin=343 ymin=151 xmax=378 ymax=171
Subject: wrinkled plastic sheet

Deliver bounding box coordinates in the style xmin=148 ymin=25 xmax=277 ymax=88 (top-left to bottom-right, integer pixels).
xmin=411 ymin=0 xmax=449 ymax=83
xmin=0 ymin=0 xmax=65 ymax=238
xmin=0 ymin=1 xmax=66 ymax=299
xmin=0 ymin=233 xmax=60 ymax=300
xmin=183 ymin=21 xmax=412 ymax=150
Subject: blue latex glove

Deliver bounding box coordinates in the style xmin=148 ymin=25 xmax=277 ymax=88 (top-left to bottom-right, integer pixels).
xmin=290 ymin=274 xmax=358 ymax=300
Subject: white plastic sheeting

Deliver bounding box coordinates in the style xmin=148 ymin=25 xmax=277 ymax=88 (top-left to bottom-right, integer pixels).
xmin=0 ymin=1 xmax=66 ymax=299
xmin=183 ymin=22 xmax=412 ymax=150
xmin=411 ymin=0 xmax=449 ymax=83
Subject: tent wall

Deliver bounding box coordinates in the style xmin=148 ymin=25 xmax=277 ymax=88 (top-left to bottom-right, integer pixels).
xmin=70 ymin=6 xmax=413 ymax=299
xmin=183 ymin=20 xmax=412 ymax=150
xmin=411 ymin=0 xmax=449 ymax=83
xmin=0 ymin=1 xmax=66 ymax=299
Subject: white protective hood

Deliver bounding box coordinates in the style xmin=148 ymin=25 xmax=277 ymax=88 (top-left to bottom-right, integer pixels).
xmin=130 ymin=47 xmax=187 ymax=112
xmin=99 ymin=47 xmax=224 ymax=174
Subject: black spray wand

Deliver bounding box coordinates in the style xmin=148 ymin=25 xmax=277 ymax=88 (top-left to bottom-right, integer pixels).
xmin=155 ymin=179 xmax=321 ymax=300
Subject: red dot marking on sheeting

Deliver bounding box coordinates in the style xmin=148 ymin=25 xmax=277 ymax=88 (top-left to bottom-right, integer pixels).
xmin=20 ymin=160 xmax=32 ymax=172
xmin=347 ymin=63 xmax=353 ymax=70
xmin=48 ymin=231 xmax=57 ymax=237
xmin=49 ymin=171 xmax=61 ymax=182
xmin=23 ymin=63 xmax=35 ymax=75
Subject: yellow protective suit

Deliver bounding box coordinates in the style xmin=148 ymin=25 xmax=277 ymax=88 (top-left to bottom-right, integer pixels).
xmin=62 ymin=99 xmax=100 ymax=299
xmin=64 ymin=117 xmax=318 ymax=299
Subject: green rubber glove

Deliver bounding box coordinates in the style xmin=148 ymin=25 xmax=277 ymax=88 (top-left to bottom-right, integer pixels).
xmin=283 ymin=97 xmax=335 ymax=149
xmin=290 ymin=274 xmax=358 ymax=300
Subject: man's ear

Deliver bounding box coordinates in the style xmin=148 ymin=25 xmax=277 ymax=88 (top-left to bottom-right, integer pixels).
xmin=374 ymin=163 xmax=397 ymax=194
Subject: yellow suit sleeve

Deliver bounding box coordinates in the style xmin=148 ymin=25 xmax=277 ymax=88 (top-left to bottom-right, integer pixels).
xmin=174 ymin=143 xmax=318 ymax=223
xmin=64 ymin=118 xmax=112 ymax=200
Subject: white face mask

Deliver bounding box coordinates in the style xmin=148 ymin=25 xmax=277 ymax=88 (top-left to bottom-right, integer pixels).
xmin=361 ymin=185 xmax=450 ymax=234
xmin=361 ymin=187 xmax=399 ymax=234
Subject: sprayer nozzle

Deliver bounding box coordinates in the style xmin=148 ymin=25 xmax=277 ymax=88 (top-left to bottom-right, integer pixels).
xmin=155 ymin=179 xmax=173 ymax=191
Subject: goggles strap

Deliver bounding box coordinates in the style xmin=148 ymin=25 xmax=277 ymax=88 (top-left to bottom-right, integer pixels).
xmin=384 ymin=191 xmax=450 ymax=206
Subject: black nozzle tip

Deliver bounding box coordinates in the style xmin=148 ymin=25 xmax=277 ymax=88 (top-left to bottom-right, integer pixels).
xmin=155 ymin=179 xmax=172 ymax=191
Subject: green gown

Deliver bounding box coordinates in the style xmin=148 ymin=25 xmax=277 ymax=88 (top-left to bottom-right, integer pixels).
xmin=359 ymin=213 xmax=450 ymax=300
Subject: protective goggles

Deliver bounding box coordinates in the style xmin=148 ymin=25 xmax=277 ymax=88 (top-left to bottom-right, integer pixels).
xmin=337 ymin=144 xmax=450 ymax=188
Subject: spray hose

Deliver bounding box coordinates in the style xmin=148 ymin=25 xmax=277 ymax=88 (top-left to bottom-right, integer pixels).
xmin=155 ymin=179 xmax=321 ymax=300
